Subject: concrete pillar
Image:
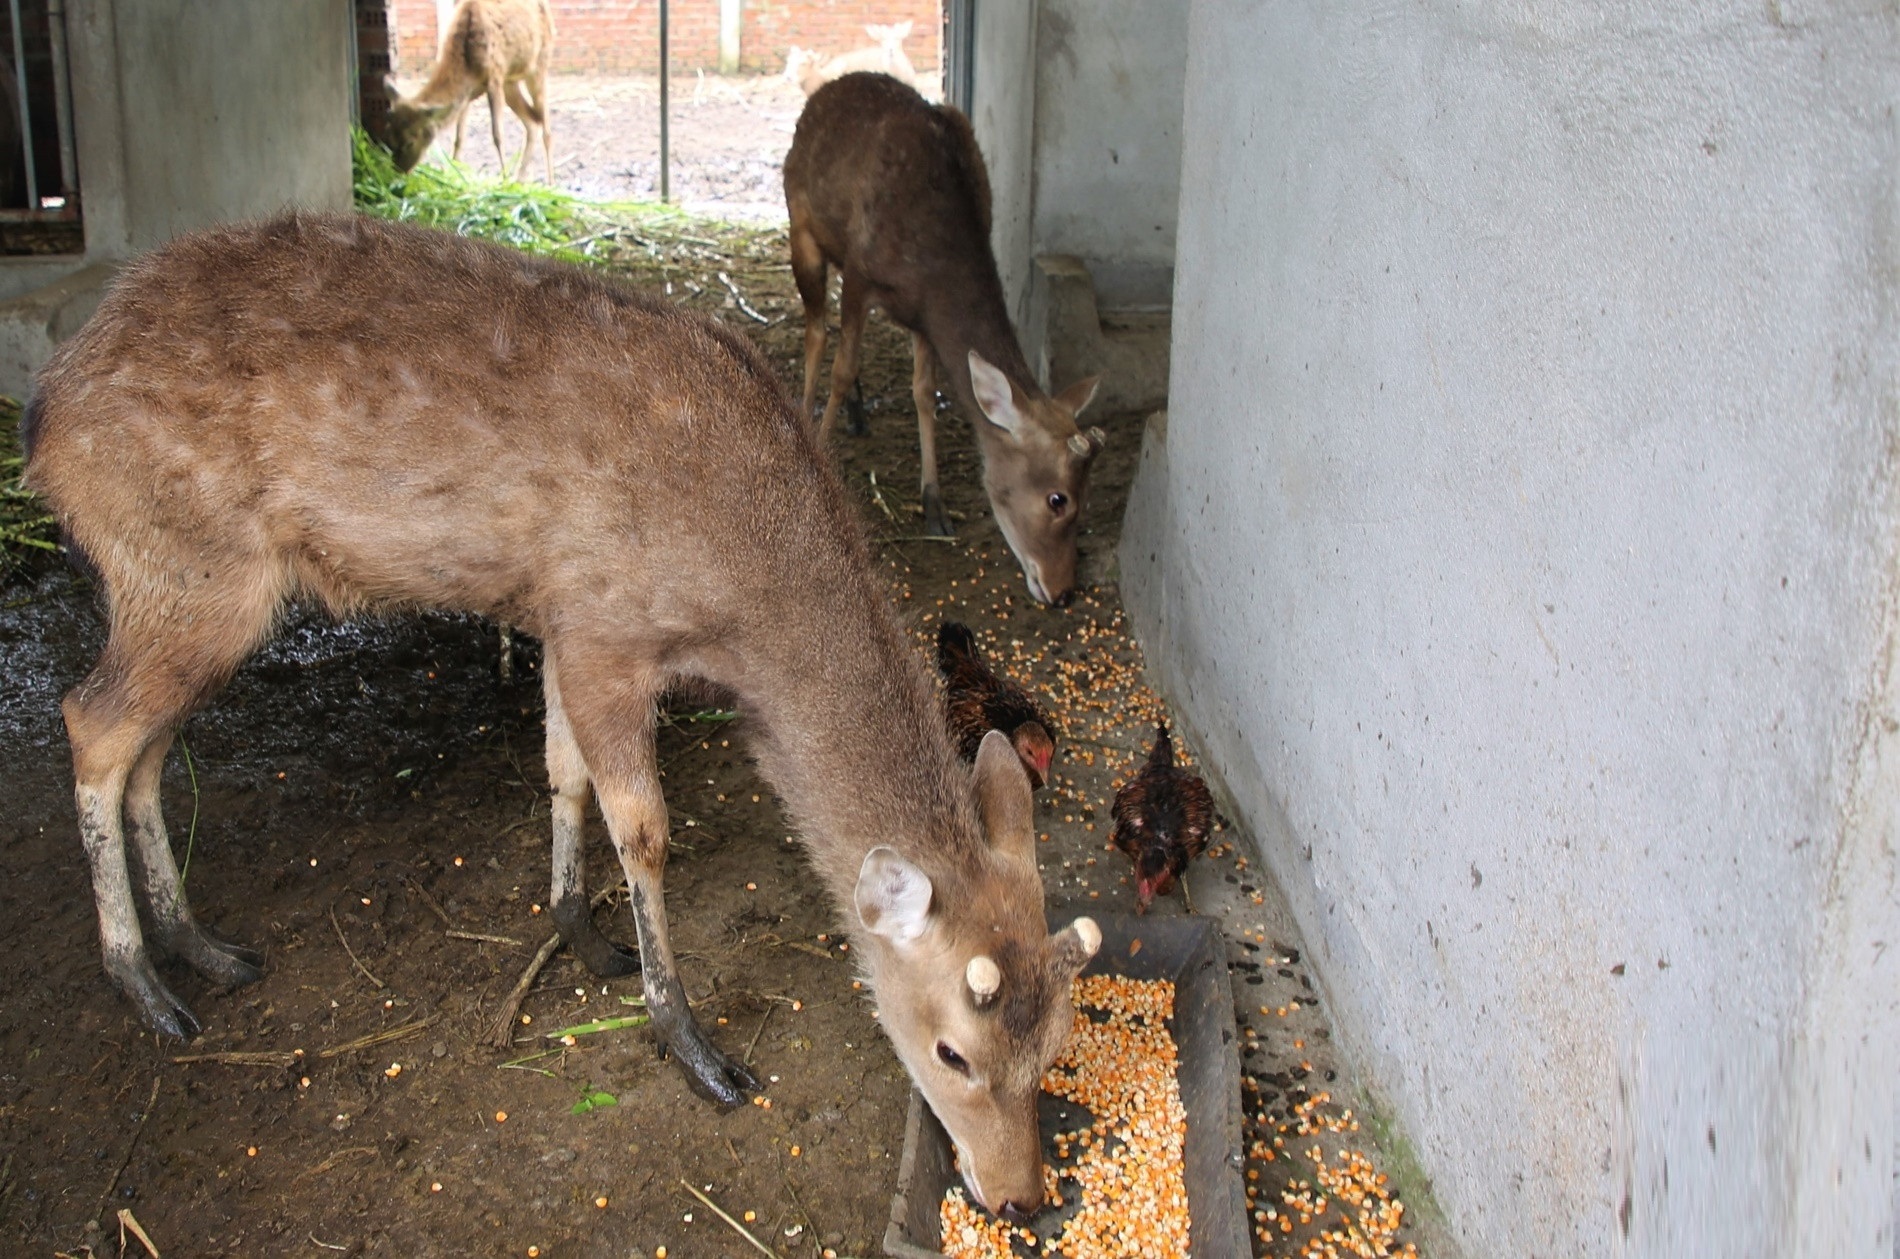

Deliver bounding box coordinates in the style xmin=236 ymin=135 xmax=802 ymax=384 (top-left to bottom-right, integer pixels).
xmin=718 ymin=0 xmax=741 ymax=74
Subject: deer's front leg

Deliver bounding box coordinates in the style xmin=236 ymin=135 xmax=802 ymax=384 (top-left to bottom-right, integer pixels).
xmin=596 ymin=772 xmax=760 ymax=1106
xmin=543 ymin=655 xmax=640 ymax=977
xmin=562 ymin=665 xmax=759 ymax=1107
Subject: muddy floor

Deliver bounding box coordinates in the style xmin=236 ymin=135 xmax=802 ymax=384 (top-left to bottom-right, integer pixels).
xmin=0 ymin=218 xmax=1429 ymax=1259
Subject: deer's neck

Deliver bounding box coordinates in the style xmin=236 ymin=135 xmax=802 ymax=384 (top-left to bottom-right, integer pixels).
xmin=919 ymin=264 xmax=1039 ymax=422
xmin=721 ymin=581 xmax=980 ymax=913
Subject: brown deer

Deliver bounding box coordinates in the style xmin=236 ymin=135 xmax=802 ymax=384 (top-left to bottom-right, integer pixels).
xmin=385 ymin=0 xmax=554 ymax=181
xmin=784 ymin=73 xmax=1104 ymax=606
xmin=23 ymin=213 xmax=1098 ymax=1216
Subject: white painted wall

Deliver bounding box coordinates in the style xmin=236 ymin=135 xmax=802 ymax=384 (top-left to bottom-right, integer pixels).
xmin=111 ymin=0 xmax=353 ymax=251
xmin=1122 ymin=2 xmax=1899 ymax=1255
xmin=0 ymin=0 xmax=351 ymax=395
xmin=1031 ymin=0 xmax=1183 ymax=308
xmin=968 ymin=0 xmax=1038 ymax=333
xmin=970 ymin=0 xmax=1185 ymax=323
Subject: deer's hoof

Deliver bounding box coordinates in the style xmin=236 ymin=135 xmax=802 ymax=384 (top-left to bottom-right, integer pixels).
xmin=922 ymin=486 xmax=952 ymax=538
xmin=162 ymin=923 xmax=265 ymax=988
xmin=554 ymin=901 xmax=644 ymax=978
xmin=110 ymin=953 xmax=203 ymax=1039
xmin=660 ymin=1020 xmax=765 ymax=1109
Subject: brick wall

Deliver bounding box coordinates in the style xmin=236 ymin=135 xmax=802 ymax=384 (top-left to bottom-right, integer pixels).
xmin=389 ymin=0 xmax=941 ymax=77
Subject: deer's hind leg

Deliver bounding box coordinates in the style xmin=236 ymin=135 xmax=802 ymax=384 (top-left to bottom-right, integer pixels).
xmin=911 ymin=331 xmax=950 ymax=535
xmin=503 ymin=78 xmax=543 ymax=182
xmin=549 ymin=641 xmax=761 ymax=1108
xmin=543 ymin=653 xmax=641 ymax=978
xmin=816 ymin=271 xmax=869 ymax=442
xmin=65 ymin=573 xmax=283 ymax=1035
xmin=485 ymin=78 xmax=510 ymax=175
xmin=789 ymin=217 xmax=829 ymax=426
xmin=125 ymin=729 xmax=264 ymax=989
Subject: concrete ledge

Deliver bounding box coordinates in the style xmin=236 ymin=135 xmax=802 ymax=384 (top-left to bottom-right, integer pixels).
xmin=1028 ymin=253 xmax=1170 ymax=415
xmin=0 ymin=261 xmax=115 ymax=399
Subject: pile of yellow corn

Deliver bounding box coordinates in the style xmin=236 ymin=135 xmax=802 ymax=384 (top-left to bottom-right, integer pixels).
xmin=941 ymin=974 xmax=1190 ymax=1259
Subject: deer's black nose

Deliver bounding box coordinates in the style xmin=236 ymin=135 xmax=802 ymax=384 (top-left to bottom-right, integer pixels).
xmin=1000 ymin=1200 xmax=1035 ymax=1226
xmin=1051 ymin=587 xmax=1075 ymax=608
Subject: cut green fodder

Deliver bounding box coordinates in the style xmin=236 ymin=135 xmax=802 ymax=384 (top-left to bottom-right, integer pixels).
xmin=0 ymin=395 xmax=57 ymax=584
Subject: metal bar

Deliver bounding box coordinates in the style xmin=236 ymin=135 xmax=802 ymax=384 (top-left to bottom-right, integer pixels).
xmin=8 ymin=0 xmax=36 ymax=211
xmin=44 ymin=0 xmax=73 ymax=199
xmin=658 ymin=0 xmax=669 ymax=203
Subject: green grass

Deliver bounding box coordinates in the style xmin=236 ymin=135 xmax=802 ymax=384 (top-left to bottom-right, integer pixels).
xmin=349 ymin=125 xmax=790 ymax=283
xmin=0 ymin=396 xmax=57 ymax=583
xmin=351 ymin=125 xmax=677 ymax=264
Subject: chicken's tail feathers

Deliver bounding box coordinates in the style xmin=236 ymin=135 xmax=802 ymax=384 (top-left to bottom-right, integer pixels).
xmin=1149 ymin=723 xmax=1175 ymax=767
xmin=936 ymin=620 xmax=980 ymax=673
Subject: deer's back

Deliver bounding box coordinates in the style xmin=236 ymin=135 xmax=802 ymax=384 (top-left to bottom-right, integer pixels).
xmin=784 ymin=73 xmax=994 ymax=324
xmin=27 ymin=213 xmax=844 ymax=629
xmin=448 ymin=0 xmax=552 ymax=78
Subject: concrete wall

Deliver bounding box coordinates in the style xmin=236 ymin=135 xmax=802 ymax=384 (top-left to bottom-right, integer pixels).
xmin=1030 ymin=0 xmax=1183 ymax=309
xmin=113 ymin=0 xmax=353 ymax=251
xmin=1122 ymin=2 xmax=1899 ymax=1255
xmin=0 ymin=0 xmax=352 ymax=395
xmin=967 ymin=0 xmax=1037 ymax=333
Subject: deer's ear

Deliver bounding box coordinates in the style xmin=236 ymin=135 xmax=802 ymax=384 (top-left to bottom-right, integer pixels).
xmin=968 ymin=351 xmax=1024 ymax=437
xmin=1055 ymin=375 xmax=1100 ymax=417
xmin=974 ymin=729 xmax=1035 ymax=867
xmin=855 ymin=846 xmax=934 ymax=945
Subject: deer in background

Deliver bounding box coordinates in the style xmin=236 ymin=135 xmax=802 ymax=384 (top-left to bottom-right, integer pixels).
xmin=784 ymin=22 xmax=924 ymax=96
xmin=784 ymin=73 xmax=1104 ymax=606
xmin=23 ymin=213 xmax=1099 ymax=1217
xmin=385 ymin=0 xmax=554 ymax=181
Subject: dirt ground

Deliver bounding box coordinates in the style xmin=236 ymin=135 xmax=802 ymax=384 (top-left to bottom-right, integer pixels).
xmin=409 ymin=72 xmax=816 ymax=220
xmin=0 ymin=214 xmax=1430 ymax=1257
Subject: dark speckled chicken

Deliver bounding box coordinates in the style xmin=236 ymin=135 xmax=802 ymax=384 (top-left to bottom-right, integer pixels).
xmin=935 ymin=620 xmax=1056 ymax=789
xmin=1110 ymin=725 xmax=1215 ymax=912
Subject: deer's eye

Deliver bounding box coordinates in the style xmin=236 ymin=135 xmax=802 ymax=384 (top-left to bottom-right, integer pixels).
xmin=1047 ymin=492 xmax=1069 ymax=515
xmin=937 ymin=1041 xmax=970 ymax=1074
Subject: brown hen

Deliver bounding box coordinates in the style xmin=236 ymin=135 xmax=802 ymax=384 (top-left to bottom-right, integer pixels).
xmin=935 ymin=620 xmax=1056 ymax=788
xmin=1110 ymin=725 xmax=1215 ymax=912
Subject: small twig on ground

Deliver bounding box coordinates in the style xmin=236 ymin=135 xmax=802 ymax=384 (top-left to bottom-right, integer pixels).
xmin=486 ymin=881 xmax=627 ymax=1046
xmin=866 ymin=471 xmax=896 ymax=523
xmin=745 ymin=1004 xmax=774 ymax=1061
xmin=297 ymin=1147 xmax=378 ymax=1181
xmin=487 ymin=933 xmax=561 ymax=1048
xmin=399 ymin=873 xmax=453 ymax=926
xmin=764 ymin=937 xmax=835 ymax=961
xmin=715 ymin=271 xmax=774 ymax=324
xmin=778 ymin=1169 xmax=822 ymax=1258
xmin=678 ymin=1179 xmax=781 ymax=1259
xmin=117 ymin=1208 xmax=160 ymax=1258
xmin=170 ymin=1051 xmax=299 ymax=1068
xmin=493 ymin=807 xmax=547 ymax=840
xmin=877 ymin=534 xmax=958 ymax=545
xmin=177 ymin=736 xmax=201 ymax=887
xmin=447 ymin=929 xmax=525 ymax=947
xmin=97 ymin=1077 xmax=158 ymax=1221
xmin=329 ymin=903 xmax=385 ymax=990
xmin=316 ymin=1015 xmax=439 ymax=1060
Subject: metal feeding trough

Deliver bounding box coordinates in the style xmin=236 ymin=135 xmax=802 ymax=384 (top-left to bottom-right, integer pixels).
xmin=883 ymin=913 xmax=1248 ymax=1258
